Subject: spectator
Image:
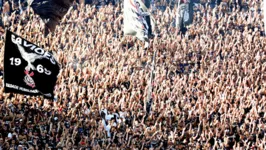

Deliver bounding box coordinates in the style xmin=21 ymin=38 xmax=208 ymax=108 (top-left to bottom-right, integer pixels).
xmin=0 ymin=0 xmax=265 ymax=149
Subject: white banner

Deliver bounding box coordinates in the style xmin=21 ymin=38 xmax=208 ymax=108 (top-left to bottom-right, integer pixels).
xmin=123 ymin=0 xmax=155 ymax=46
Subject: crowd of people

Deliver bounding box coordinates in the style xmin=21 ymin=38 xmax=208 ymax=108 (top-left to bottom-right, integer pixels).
xmin=0 ymin=0 xmax=265 ymax=149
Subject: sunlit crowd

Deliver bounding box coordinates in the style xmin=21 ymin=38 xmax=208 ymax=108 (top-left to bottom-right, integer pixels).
xmin=0 ymin=0 xmax=265 ymax=149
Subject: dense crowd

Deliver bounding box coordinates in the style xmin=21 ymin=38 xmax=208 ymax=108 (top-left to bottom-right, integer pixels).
xmin=0 ymin=0 xmax=265 ymax=149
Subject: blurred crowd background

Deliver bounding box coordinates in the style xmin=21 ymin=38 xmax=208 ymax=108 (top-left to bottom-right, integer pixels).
xmin=0 ymin=0 xmax=265 ymax=150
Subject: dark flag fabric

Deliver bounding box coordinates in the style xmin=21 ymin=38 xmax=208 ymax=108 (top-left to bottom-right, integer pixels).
xmin=30 ymin=0 xmax=74 ymax=36
xmin=4 ymin=30 xmax=60 ymax=98
xmin=0 ymin=16 xmax=3 ymax=28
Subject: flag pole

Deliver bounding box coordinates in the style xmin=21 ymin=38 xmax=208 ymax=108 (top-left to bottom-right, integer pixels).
xmin=264 ymin=0 xmax=266 ymax=35
xmin=177 ymin=0 xmax=181 ymax=17
xmin=144 ymin=46 xmax=156 ymax=120
xmin=176 ymin=0 xmax=181 ymax=31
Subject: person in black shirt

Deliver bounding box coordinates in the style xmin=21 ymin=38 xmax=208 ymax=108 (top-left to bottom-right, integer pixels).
xmin=40 ymin=132 xmax=48 ymax=147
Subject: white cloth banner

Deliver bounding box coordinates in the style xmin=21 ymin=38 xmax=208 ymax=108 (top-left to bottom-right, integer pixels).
xmin=176 ymin=1 xmax=193 ymax=30
xmin=123 ymin=0 xmax=155 ymax=44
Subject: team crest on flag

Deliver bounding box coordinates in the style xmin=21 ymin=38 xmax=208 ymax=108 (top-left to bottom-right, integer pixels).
xmin=24 ymin=70 xmax=35 ymax=88
xmin=4 ymin=30 xmax=60 ymax=98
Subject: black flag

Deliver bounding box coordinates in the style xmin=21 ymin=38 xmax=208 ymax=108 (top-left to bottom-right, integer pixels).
xmin=30 ymin=0 xmax=74 ymax=36
xmin=4 ymin=30 xmax=60 ymax=98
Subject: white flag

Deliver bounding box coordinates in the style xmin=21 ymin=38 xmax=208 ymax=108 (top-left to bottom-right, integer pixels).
xmin=176 ymin=1 xmax=194 ymax=31
xmin=123 ymin=0 xmax=155 ymax=47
